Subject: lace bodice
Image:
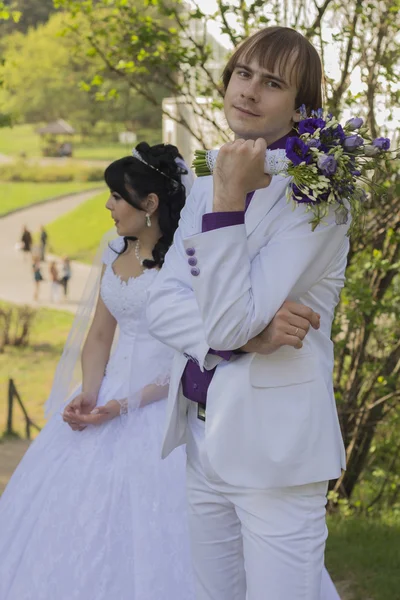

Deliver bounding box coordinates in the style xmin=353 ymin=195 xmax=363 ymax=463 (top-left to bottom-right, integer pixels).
xmin=100 ymin=238 xmax=158 ymax=337
xmin=99 ymin=238 xmax=172 ymax=410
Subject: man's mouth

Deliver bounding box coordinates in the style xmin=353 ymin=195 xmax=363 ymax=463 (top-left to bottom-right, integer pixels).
xmin=233 ymin=105 xmax=260 ymax=117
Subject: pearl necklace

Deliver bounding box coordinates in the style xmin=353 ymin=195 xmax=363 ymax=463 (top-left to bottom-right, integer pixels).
xmin=134 ymin=240 xmax=149 ymax=268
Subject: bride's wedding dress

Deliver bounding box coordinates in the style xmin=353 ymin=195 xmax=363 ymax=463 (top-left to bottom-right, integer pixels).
xmin=0 ymin=239 xmax=195 ymax=600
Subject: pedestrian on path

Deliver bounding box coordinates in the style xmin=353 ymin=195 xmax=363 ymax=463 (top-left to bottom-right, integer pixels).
xmin=40 ymin=226 xmax=48 ymax=262
xmin=21 ymin=226 xmax=32 ymax=260
xmin=32 ymin=257 xmax=43 ymax=301
xmin=49 ymin=261 xmax=60 ymax=303
xmin=60 ymin=257 xmax=72 ymax=299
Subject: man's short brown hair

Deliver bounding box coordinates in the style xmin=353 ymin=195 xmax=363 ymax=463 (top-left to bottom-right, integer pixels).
xmin=222 ymin=27 xmax=323 ymax=113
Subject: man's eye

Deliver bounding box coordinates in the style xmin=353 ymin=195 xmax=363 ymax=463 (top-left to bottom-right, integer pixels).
xmin=266 ymin=80 xmax=280 ymax=89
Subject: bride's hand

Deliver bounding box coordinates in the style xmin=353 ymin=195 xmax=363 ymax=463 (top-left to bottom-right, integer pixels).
xmin=64 ymin=400 xmax=121 ymax=429
xmin=63 ymin=391 xmax=97 ymax=431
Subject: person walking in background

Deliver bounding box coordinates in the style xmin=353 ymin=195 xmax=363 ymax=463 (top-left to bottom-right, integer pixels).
xmin=40 ymin=226 xmax=48 ymax=262
xmin=60 ymin=257 xmax=72 ymax=299
xmin=32 ymin=257 xmax=43 ymax=301
xmin=49 ymin=261 xmax=60 ymax=303
xmin=21 ymin=226 xmax=32 ymax=260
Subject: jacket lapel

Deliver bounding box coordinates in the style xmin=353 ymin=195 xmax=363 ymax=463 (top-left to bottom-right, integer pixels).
xmin=245 ymin=176 xmax=288 ymax=237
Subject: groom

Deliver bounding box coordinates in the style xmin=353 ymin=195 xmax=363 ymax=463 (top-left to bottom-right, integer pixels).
xmin=147 ymin=26 xmax=349 ymax=600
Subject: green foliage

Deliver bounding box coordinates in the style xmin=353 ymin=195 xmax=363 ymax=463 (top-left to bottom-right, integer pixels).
xmin=0 ymin=0 xmax=55 ymax=34
xmin=0 ymin=161 xmax=104 ymax=183
xmin=331 ymin=160 xmax=400 ymax=511
xmin=0 ymin=1 xmax=20 ymax=23
xmin=55 ymin=0 xmax=231 ymax=145
xmin=0 ymin=13 xmax=105 ymax=124
xmin=46 ymin=190 xmax=111 ymax=263
xmin=0 ymin=12 xmax=163 ymax=132
xmin=0 ymin=181 xmax=100 ymax=216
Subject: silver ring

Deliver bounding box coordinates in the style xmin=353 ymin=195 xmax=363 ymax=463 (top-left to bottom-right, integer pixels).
xmin=294 ymin=327 xmax=299 ymax=337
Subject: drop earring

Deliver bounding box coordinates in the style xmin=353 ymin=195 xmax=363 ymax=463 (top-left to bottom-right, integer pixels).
xmin=145 ymin=213 xmax=151 ymax=228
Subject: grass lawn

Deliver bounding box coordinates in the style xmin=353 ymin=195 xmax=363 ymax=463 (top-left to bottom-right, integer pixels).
xmin=0 ymin=181 xmax=101 ymax=216
xmin=46 ymin=190 xmax=112 ymax=263
xmin=0 ymin=301 xmax=74 ymax=437
xmin=326 ymin=513 xmax=400 ymax=600
xmin=0 ymin=124 xmax=42 ymax=157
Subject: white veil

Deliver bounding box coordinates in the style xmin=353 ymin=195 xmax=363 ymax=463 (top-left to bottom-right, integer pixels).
xmin=45 ymin=156 xmax=195 ymax=419
xmin=45 ymin=228 xmax=118 ymax=417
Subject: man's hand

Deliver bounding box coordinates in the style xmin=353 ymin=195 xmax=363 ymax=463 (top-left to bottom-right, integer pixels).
xmin=63 ymin=400 xmax=121 ymax=430
xmin=241 ymin=301 xmax=320 ymax=355
xmin=213 ymin=138 xmax=271 ymax=212
xmin=62 ymin=391 xmax=97 ymax=431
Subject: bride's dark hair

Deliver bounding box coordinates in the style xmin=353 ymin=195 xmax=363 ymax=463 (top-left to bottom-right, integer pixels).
xmin=104 ymin=142 xmax=188 ymax=269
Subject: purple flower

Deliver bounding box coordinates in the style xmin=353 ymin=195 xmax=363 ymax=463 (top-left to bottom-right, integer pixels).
xmin=317 ymin=154 xmax=337 ymax=175
xmin=292 ymin=184 xmax=316 ymax=203
xmin=311 ymin=108 xmax=324 ymax=119
xmin=372 ymin=137 xmax=390 ymax=151
xmin=286 ymin=137 xmax=312 ymax=165
xmin=344 ymin=135 xmax=364 ymax=151
xmin=298 ymin=117 xmax=326 ymax=135
xmin=346 ymin=117 xmax=364 ymax=131
xmin=299 ymin=104 xmax=308 ymax=119
xmin=306 ymin=138 xmax=321 ymax=148
xmin=321 ymin=124 xmax=346 ymax=146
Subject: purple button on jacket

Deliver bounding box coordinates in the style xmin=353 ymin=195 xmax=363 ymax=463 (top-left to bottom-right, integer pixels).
xmin=181 ymin=191 xmax=254 ymax=405
xmin=181 ymin=132 xmax=293 ymax=406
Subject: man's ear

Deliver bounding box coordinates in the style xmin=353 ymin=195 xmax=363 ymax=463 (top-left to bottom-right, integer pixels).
xmin=292 ymin=107 xmax=302 ymax=123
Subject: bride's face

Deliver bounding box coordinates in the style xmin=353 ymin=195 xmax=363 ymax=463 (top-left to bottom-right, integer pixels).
xmin=106 ymin=191 xmax=147 ymax=237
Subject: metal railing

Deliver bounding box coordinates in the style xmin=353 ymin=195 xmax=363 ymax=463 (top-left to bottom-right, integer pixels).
xmin=5 ymin=378 xmax=41 ymax=440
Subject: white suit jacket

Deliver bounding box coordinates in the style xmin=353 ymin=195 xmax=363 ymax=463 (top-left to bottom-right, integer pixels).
xmin=147 ymin=175 xmax=349 ymax=489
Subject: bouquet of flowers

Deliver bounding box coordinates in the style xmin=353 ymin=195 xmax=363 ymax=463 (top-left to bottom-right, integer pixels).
xmin=192 ymin=106 xmax=391 ymax=232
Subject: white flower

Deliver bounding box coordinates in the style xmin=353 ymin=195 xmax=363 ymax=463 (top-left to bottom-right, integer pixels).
xmin=364 ymin=145 xmax=380 ymax=157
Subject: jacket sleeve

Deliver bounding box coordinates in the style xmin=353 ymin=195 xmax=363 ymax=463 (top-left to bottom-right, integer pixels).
xmin=183 ymin=204 xmax=349 ymax=351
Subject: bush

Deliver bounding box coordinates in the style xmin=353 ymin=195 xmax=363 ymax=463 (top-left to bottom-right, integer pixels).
xmin=0 ymin=161 xmax=104 ymax=183
xmin=0 ymin=306 xmax=36 ymax=352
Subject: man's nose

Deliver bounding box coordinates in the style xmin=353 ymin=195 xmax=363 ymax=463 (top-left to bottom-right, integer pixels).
xmin=241 ymin=79 xmax=260 ymax=102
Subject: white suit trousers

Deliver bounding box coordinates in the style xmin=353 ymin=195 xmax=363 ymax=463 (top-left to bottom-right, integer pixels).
xmin=186 ymin=401 xmax=336 ymax=600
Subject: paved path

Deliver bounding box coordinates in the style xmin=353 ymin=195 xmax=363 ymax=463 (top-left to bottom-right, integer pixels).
xmin=0 ymin=189 xmax=101 ymax=313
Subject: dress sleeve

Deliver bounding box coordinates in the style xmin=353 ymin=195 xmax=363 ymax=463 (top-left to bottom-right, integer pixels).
xmin=101 ymin=237 xmax=125 ymax=266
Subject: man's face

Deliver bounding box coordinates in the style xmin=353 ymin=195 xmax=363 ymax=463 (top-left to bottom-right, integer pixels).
xmin=223 ymin=57 xmax=300 ymax=143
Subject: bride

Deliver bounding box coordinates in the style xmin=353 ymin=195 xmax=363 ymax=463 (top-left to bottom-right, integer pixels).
xmin=0 ymin=142 xmax=341 ymax=600
xmin=0 ymin=143 xmax=196 ymax=600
